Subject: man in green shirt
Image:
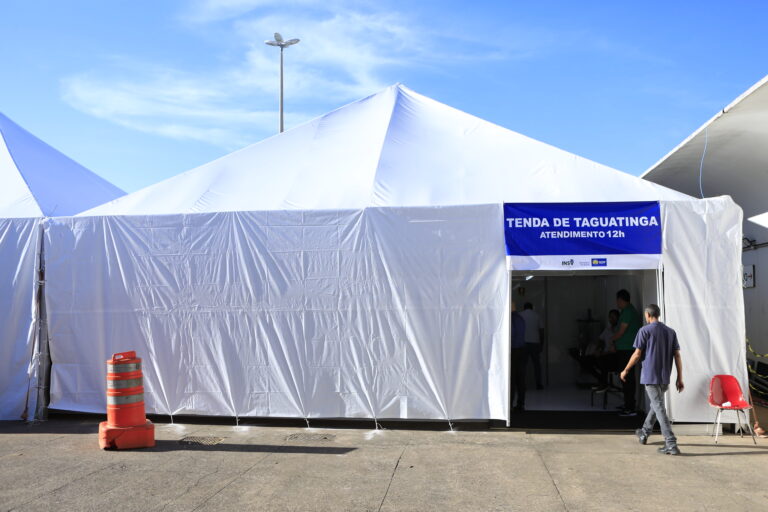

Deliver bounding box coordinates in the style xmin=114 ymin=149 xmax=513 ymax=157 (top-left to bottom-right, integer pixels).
xmin=612 ymin=289 xmax=642 ymax=415
xmin=596 ymin=289 xmax=642 ymax=416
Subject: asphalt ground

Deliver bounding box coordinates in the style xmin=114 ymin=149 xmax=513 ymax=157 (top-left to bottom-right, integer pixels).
xmin=1 ymin=414 xmax=767 ymax=512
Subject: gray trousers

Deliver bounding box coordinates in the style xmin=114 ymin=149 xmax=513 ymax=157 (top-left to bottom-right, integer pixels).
xmin=641 ymin=384 xmax=677 ymax=447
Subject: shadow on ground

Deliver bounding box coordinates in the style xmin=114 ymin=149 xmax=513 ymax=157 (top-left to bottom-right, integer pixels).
xmin=3 ymin=410 xmax=746 ymax=436
xmin=675 ymin=443 xmax=768 ymax=457
xmin=0 ymin=420 xmax=99 ymax=435
xmin=142 ymin=439 xmax=356 ymax=455
xmin=6 ymin=411 xmax=494 ymax=432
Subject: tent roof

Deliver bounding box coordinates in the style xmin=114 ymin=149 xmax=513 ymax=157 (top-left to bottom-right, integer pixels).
xmin=0 ymin=113 xmax=124 ymax=217
xmin=84 ymin=84 xmax=690 ymax=216
xmin=642 ymin=75 xmax=768 ymax=232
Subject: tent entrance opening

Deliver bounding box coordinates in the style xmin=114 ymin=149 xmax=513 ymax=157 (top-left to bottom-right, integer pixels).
xmin=510 ymin=270 xmax=659 ymax=412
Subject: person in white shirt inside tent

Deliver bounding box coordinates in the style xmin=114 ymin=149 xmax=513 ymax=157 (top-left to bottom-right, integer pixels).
xmin=571 ymin=309 xmax=620 ymax=387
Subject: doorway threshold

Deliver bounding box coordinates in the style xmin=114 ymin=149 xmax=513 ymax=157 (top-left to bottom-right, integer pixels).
xmin=504 ymin=410 xmax=644 ymax=431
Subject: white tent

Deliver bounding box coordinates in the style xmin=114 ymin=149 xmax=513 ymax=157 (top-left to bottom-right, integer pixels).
xmin=44 ymin=85 xmax=745 ymax=424
xmin=84 ymin=84 xmax=687 ymax=215
xmin=0 ymin=113 xmax=124 ymax=420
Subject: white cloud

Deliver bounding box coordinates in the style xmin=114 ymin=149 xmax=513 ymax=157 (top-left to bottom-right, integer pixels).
xmin=61 ymin=70 xmax=284 ymax=149
xmin=185 ymin=0 xmax=347 ymax=23
xmin=231 ymin=10 xmax=420 ymax=100
xmin=59 ymin=1 xmax=570 ymax=150
xmin=61 ymin=1 xmax=430 ymax=149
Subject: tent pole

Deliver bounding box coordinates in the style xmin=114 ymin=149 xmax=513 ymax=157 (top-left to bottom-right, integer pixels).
xmin=506 ymin=270 xmax=512 ymax=428
xmin=657 ymin=264 xmax=673 ymax=424
xmin=279 ymin=46 xmax=284 ymax=133
xmin=33 ymin=222 xmax=51 ymax=421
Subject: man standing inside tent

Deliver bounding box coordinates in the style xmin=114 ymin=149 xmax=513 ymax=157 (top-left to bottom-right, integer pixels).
xmin=608 ymin=289 xmax=642 ymax=416
xmin=620 ymin=304 xmax=684 ymax=455
xmin=519 ymin=302 xmax=544 ymax=390
xmin=510 ymin=301 xmax=527 ymax=413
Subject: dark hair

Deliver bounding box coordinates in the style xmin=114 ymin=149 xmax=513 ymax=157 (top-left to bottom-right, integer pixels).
xmin=523 ymin=302 xmax=533 ymax=310
xmin=616 ymin=289 xmax=630 ymax=302
xmin=644 ymin=304 xmax=661 ymax=318
xmin=609 ymin=309 xmax=620 ymax=318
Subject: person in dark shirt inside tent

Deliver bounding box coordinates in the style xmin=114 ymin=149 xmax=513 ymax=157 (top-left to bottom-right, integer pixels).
xmin=596 ymin=289 xmax=642 ymax=416
xmin=519 ymin=302 xmax=544 ymax=390
xmin=510 ymin=301 xmax=527 ymax=413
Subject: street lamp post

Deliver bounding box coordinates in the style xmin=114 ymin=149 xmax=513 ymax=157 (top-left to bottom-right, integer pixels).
xmin=265 ymin=32 xmax=300 ymax=133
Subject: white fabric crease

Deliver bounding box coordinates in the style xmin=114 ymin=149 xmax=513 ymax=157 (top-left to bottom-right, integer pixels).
xmin=45 ymin=206 xmax=509 ymax=420
xmin=0 ymin=218 xmax=41 ymax=420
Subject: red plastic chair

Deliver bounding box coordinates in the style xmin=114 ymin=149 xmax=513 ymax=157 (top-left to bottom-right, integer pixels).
xmin=708 ymin=374 xmax=757 ymax=444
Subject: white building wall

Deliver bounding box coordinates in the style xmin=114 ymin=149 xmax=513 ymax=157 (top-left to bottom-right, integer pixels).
xmin=741 ymin=248 xmax=768 ymax=355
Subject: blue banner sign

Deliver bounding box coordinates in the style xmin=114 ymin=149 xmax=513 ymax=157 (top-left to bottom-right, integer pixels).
xmin=504 ymin=201 xmax=662 ymax=270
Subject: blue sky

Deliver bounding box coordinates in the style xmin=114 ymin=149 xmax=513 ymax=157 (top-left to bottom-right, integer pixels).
xmin=1 ymin=1 xmax=766 ymax=193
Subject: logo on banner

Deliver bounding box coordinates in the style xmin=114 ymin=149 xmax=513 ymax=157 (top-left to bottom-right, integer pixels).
xmin=503 ymin=201 xmax=662 ymax=271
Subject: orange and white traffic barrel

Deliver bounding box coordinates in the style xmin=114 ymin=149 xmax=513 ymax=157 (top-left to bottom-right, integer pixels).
xmin=98 ymin=351 xmax=155 ymax=449
xmin=106 ymin=352 xmax=146 ymax=427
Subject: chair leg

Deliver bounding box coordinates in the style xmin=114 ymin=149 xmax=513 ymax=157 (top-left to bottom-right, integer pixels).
xmin=745 ymin=410 xmax=758 ymax=445
xmin=714 ymin=409 xmax=722 ymax=444
xmin=737 ymin=410 xmax=744 ymax=438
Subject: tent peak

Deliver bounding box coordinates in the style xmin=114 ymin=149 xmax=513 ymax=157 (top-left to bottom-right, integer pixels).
xmin=0 ymin=112 xmax=125 ymax=217
xmin=82 ymin=83 xmax=691 ymax=216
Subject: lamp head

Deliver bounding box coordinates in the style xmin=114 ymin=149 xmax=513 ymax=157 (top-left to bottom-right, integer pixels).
xmin=264 ymin=34 xmax=300 ymax=48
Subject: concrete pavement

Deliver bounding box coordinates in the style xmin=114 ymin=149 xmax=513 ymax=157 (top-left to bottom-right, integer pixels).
xmin=1 ymin=418 xmax=766 ymax=511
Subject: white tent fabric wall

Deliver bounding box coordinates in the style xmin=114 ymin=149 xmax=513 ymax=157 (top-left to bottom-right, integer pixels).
xmin=44 ymin=205 xmax=509 ymax=420
xmin=661 ymin=197 xmax=747 ymax=423
xmin=0 ymin=218 xmax=42 ymax=420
